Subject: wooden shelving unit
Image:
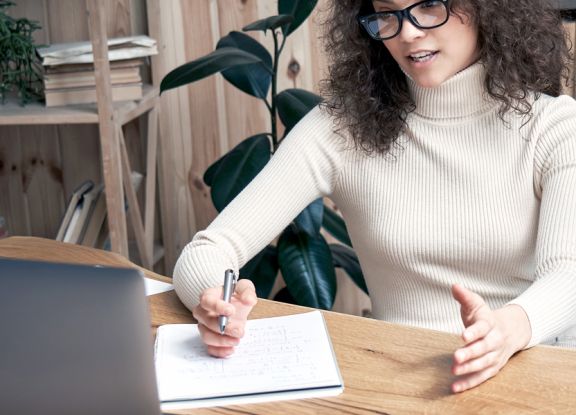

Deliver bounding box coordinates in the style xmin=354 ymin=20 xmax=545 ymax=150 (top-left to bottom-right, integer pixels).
xmin=0 ymin=85 xmax=157 ymax=126
xmin=0 ymin=0 xmax=161 ymax=270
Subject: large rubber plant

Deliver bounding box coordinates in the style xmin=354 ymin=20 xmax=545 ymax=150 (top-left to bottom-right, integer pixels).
xmin=161 ymin=0 xmax=367 ymax=309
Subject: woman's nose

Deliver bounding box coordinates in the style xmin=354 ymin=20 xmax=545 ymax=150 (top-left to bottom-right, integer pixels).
xmin=397 ymin=18 xmax=426 ymax=42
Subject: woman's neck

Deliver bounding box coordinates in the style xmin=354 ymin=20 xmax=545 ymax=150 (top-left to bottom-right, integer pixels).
xmin=407 ymin=62 xmax=496 ymax=119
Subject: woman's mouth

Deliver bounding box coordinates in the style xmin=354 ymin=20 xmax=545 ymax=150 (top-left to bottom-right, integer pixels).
xmin=408 ymin=51 xmax=438 ymax=63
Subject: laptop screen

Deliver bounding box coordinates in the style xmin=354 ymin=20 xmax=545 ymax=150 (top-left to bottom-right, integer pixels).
xmin=0 ymin=257 xmax=161 ymax=415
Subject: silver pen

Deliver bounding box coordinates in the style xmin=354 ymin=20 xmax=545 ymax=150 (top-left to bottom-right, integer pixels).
xmin=218 ymin=269 xmax=237 ymax=334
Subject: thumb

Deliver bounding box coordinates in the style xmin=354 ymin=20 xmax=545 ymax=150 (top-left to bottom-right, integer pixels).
xmin=234 ymin=279 xmax=258 ymax=307
xmin=452 ymin=283 xmax=486 ymax=319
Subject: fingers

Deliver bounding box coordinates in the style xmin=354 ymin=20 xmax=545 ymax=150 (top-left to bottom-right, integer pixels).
xmin=452 ymin=364 xmax=501 ymax=393
xmin=191 ymin=277 xmax=258 ymax=358
xmin=197 ymin=323 xmax=240 ymax=358
xmin=197 ymin=286 xmax=231 ymax=315
xmin=192 ymin=303 xmax=246 ymax=338
xmin=452 ymin=331 xmax=505 ymax=392
xmin=453 ymin=349 xmax=499 ymax=376
xmin=461 ymin=318 xmax=492 ymax=344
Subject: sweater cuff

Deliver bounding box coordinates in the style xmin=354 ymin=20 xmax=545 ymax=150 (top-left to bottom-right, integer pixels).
xmin=172 ymin=242 xmax=236 ymax=311
xmin=507 ymin=263 xmax=576 ymax=348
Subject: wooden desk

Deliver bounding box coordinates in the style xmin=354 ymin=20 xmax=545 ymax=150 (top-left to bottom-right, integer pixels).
xmin=1 ymin=236 xmax=575 ymax=414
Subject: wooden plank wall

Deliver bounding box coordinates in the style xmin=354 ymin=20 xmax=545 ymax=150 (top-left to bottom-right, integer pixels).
xmin=146 ymin=0 xmax=331 ymax=266
xmin=0 ymin=1 xmax=146 ymax=247
xmin=146 ymin=0 xmax=370 ymax=316
xmin=563 ymin=21 xmax=576 ymax=95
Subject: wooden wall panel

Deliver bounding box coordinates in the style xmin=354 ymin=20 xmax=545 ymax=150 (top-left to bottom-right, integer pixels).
xmin=0 ymin=127 xmax=29 ymax=236
xmin=45 ymin=0 xmax=90 ymax=42
xmin=216 ymin=0 xmax=269 ymax=149
xmin=562 ymin=21 xmax=576 ymax=96
xmin=147 ymin=0 xmax=220 ymax=271
xmin=18 ymin=125 xmax=64 ymax=238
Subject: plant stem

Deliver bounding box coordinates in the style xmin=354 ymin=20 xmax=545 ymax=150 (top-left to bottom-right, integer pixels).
xmin=270 ymin=28 xmax=281 ymax=151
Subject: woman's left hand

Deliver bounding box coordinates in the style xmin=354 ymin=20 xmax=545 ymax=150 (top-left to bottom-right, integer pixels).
xmin=450 ymin=284 xmax=532 ymax=393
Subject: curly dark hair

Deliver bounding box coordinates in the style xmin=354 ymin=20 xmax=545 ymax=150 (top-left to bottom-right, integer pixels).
xmin=319 ymin=0 xmax=571 ymax=154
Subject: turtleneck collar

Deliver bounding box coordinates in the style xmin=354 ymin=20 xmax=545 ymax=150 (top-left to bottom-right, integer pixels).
xmin=407 ymin=62 xmax=496 ymax=120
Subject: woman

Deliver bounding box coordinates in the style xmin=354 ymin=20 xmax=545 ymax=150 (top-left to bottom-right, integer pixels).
xmin=173 ymin=0 xmax=576 ymax=393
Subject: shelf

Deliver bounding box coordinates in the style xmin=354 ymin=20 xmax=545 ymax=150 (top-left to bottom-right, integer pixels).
xmin=0 ymin=84 xmax=158 ymax=126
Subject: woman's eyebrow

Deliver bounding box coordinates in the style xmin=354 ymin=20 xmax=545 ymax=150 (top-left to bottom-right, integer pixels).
xmin=373 ymin=0 xmax=398 ymax=7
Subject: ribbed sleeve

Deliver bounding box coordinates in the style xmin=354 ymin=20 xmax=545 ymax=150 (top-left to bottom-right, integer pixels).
xmin=508 ymin=96 xmax=576 ymax=347
xmin=173 ymin=106 xmax=345 ymax=309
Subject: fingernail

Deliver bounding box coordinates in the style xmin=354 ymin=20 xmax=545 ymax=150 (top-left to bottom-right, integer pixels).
xmin=231 ymin=328 xmax=240 ymax=337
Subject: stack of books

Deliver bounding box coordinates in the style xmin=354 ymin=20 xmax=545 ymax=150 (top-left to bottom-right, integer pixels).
xmin=38 ymin=36 xmax=157 ymax=107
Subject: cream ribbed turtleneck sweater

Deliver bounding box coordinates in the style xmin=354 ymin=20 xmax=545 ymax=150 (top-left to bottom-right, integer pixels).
xmin=173 ymin=63 xmax=576 ymax=348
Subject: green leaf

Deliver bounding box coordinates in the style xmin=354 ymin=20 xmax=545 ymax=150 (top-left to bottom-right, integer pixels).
xmin=240 ymin=245 xmax=278 ymax=299
xmin=204 ymin=132 xmax=272 ymax=186
xmin=322 ymin=207 xmax=353 ymax=247
xmin=278 ymin=226 xmax=336 ymax=309
xmin=242 ymin=15 xmax=293 ymax=33
xmin=160 ymin=47 xmax=270 ymax=94
xmin=203 ymin=157 xmax=222 ymax=187
xmin=273 ymin=286 xmax=297 ymax=304
xmin=217 ymin=31 xmax=272 ymax=99
xmin=294 ymin=198 xmax=323 ymax=237
xmin=276 ymin=88 xmax=322 ymax=134
xmin=330 ymin=244 xmax=368 ymax=295
xmin=278 ymin=0 xmax=318 ymax=36
xmin=210 ymin=134 xmax=271 ymax=212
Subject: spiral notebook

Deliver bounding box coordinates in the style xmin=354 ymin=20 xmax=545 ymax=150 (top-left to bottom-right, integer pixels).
xmin=154 ymin=310 xmax=343 ymax=409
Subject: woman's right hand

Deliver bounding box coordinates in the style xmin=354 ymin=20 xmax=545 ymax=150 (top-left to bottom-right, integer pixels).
xmin=192 ymin=278 xmax=258 ymax=357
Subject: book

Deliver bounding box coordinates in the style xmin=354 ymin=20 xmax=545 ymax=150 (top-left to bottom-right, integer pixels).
xmin=45 ymin=83 xmax=143 ymax=107
xmin=80 ymin=186 xmax=107 ymax=247
xmin=56 ymin=180 xmax=94 ymax=241
xmin=44 ymin=58 xmax=145 ymax=75
xmin=63 ymin=184 xmax=103 ymax=244
xmin=44 ymin=66 xmax=141 ymax=90
xmin=154 ymin=311 xmax=343 ymax=410
xmin=37 ymin=35 xmax=157 ymax=66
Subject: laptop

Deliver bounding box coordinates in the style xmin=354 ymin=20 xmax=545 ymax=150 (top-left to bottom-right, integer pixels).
xmin=0 ymin=257 xmax=162 ymax=415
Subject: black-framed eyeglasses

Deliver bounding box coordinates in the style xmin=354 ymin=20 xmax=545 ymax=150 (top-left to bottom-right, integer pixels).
xmin=357 ymin=0 xmax=450 ymax=41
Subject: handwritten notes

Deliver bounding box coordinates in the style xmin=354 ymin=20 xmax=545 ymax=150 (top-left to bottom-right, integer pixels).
xmin=154 ymin=311 xmax=343 ymax=409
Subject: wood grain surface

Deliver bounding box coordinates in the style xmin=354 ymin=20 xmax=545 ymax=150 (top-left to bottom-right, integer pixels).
xmin=1 ymin=236 xmax=575 ymax=414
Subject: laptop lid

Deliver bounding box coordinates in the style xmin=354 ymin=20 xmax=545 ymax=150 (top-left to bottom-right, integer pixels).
xmin=0 ymin=257 xmax=161 ymax=415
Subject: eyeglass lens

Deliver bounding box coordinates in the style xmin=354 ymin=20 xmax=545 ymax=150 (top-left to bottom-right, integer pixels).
xmin=365 ymin=1 xmax=447 ymax=40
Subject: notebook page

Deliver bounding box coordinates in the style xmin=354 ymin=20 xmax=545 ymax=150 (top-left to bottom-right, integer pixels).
xmin=155 ymin=310 xmax=342 ymax=402
xmin=143 ymin=277 xmax=173 ymax=296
